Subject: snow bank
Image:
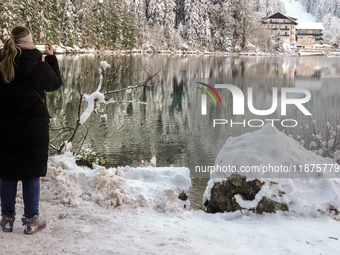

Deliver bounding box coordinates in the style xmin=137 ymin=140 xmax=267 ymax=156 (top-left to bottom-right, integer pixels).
xmin=39 ymin=154 xmax=191 ymax=213
xmin=212 ymin=123 xmax=336 ymax=179
xmin=204 ymin=124 xmax=340 ymax=218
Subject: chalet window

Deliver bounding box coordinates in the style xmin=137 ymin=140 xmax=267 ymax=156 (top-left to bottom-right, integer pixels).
xmin=270 ymin=20 xmax=272 ymax=23
xmin=285 ymin=26 xmax=287 ymax=29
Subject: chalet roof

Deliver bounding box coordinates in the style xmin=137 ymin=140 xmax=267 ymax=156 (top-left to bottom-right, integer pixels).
xmin=261 ymin=12 xmax=298 ymax=24
xmin=296 ymin=23 xmax=324 ymax=30
xmin=286 ymin=15 xmax=298 ymax=21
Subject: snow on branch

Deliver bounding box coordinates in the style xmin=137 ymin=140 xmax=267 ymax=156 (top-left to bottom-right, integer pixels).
xmin=79 ymin=91 xmax=106 ymax=124
xmin=51 ymin=60 xmax=160 ymax=155
xmin=80 ymin=61 xmax=112 ymax=125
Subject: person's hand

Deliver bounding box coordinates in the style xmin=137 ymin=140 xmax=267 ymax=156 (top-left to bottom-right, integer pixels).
xmin=45 ymin=43 xmax=53 ymax=55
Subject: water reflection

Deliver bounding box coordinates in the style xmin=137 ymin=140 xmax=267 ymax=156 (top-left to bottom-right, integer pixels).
xmin=47 ymin=55 xmax=340 ymax=209
xmin=48 ymin=54 xmax=190 ymax=168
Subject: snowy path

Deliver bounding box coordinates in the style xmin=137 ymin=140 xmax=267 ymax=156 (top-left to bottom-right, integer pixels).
xmin=2 ymin=200 xmax=340 ymax=255
xmin=283 ymin=0 xmax=316 ymax=22
xmin=3 ymin=128 xmax=340 ymax=254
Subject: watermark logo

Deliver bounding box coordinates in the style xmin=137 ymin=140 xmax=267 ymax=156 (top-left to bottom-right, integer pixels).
xmin=198 ymin=83 xmax=311 ymax=116
xmin=196 ymin=82 xmax=222 ymax=115
xmin=197 ymin=82 xmax=312 ymax=128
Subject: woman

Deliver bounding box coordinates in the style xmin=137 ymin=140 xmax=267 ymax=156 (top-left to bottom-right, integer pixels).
xmin=0 ymin=26 xmax=62 ymax=234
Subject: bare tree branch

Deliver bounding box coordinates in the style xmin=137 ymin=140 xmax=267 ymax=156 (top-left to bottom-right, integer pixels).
xmin=78 ymin=123 xmax=89 ymax=151
xmin=49 ymin=127 xmax=74 ymax=132
xmin=104 ymin=67 xmax=162 ymax=95
xmin=50 ymin=60 xmax=162 ymax=155
xmin=53 ymin=85 xmax=83 ymax=154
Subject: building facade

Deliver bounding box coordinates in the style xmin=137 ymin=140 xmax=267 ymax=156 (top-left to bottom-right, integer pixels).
xmin=260 ymin=12 xmax=298 ymax=44
xmin=296 ymin=23 xmax=324 ymax=45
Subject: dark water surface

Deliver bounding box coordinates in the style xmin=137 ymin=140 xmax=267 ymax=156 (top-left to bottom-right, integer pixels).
xmin=47 ymin=54 xmax=340 ymax=209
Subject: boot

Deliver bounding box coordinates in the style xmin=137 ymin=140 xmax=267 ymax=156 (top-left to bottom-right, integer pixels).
xmin=1 ymin=213 xmax=15 ymax=232
xmin=21 ymin=215 xmax=46 ymax=235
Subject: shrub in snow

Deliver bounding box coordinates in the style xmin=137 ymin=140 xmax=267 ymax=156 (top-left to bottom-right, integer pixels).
xmin=284 ymin=120 xmax=340 ymax=163
xmin=75 ymin=149 xmax=108 ymax=169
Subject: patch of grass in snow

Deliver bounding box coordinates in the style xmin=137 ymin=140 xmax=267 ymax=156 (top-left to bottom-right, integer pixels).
xmin=75 ymin=149 xmax=108 ymax=169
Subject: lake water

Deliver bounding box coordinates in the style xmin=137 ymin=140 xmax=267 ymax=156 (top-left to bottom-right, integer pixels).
xmin=47 ymin=54 xmax=340 ymax=209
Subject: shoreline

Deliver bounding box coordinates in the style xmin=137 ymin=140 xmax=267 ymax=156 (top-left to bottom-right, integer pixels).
xmin=41 ymin=45 xmax=299 ymax=57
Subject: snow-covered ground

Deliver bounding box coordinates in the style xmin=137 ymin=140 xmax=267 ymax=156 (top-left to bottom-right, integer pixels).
xmin=2 ymin=201 xmax=340 ymax=255
xmin=2 ymin=125 xmax=340 ymax=254
xmin=283 ymin=0 xmax=316 ymax=22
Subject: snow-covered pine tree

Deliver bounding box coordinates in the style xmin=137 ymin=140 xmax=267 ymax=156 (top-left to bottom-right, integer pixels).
xmin=21 ymin=0 xmax=44 ymax=43
xmin=79 ymin=0 xmax=99 ymax=48
xmin=147 ymin=0 xmax=177 ymax=49
xmin=95 ymin=0 xmax=106 ymax=49
xmin=322 ymin=13 xmax=340 ymax=44
xmin=230 ymin=0 xmax=253 ymax=50
xmin=253 ymin=0 xmax=285 ymax=15
xmin=60 ymin=0 xmax=77 ymax=47
xmin=163 ymin=0 xmax=177 ymax=48
xmin=184 ymin=0 xmax=211 ymax=49
xmin=100 ymin=0 xmax=122 ymax=49
xmin=0 ymin=0 xmax=21 ymax=42
xmin=300 ymin=0 xmax=338 ymax=20
xmin=37 ymin=0 xmax=62 ymax=44
xmin=208 ymin=0 xmax=233 ymax=51
xmin=174 ymin=0 xmax=185 ymax=29
xmin=121 ymin=2 xmax=137 ymax=50
xmin=334 ymin=0 xmax=340 ymax=18
xmin=148 ymin=0 xmax=165 ymax=26
xmin=134 ymin=0 xmax=148 ymax=49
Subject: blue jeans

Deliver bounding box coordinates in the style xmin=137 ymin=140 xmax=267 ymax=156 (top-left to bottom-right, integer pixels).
xmin=0 ymin=178 xmax=40 ymax=218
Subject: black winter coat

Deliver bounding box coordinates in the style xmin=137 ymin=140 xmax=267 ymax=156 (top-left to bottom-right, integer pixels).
xmin=0 ymin=49 xmax=62 ymax=180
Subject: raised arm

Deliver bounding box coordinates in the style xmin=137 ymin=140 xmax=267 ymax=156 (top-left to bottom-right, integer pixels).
xmin=42 ymin=44 xmax=62 ymax=92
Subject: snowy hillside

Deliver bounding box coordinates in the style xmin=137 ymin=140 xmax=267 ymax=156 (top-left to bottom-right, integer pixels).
xmin=283 ymin=0 xmax=316 ymax=22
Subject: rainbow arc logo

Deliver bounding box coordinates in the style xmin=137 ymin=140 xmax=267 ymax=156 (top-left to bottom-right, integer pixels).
xmin=197 ymin=82 xmax=222 ymax=115
xmin=196 ymin=82 xmax=222 ymax=106
xmin=196 ymin=82 xmax=312 ymax=118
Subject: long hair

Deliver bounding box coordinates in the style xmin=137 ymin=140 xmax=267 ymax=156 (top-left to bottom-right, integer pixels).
xmin=0 ymin=26 xmax=31 ymax=83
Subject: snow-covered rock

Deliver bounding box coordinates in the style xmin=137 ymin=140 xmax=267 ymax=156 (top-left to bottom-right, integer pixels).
xmin=204 ymin=124 xmax=340 ymax=218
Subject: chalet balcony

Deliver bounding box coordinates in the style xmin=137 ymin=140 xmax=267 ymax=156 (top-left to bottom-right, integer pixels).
xmin=268 ymin=21 xmax=296 ymax=24
xmin=297 ymin=33 xmax=323 ymax=36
